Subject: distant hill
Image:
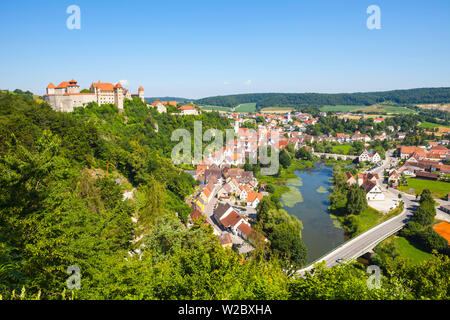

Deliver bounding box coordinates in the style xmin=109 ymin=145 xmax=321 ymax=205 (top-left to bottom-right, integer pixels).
xmin=145 ymin=97 xmax=191 ymax=104
xmin=194 ymin=87 xmax=450 ymax=110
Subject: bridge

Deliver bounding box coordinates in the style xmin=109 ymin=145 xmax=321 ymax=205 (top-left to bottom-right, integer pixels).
xmin=313 ymin=152 xmax=358 ymax=161
xmin=298 ymin=193 xmax=416 ymax=275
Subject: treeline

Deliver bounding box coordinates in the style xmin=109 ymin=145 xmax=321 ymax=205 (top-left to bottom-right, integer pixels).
xmin=194 ymin=87 xmax=450 ymax=109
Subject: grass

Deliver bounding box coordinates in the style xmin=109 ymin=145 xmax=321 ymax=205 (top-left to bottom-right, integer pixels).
xmin=332 ymin=144 xmax=352 ymax=155
xmin=234 ymin=103 xmax=257 ymax=113
xmin=378 ymin=236 xmax=434 ymax=266
xmin=319 ymin=105 xmax=365 ymax=112
xmin=319 ymin=104 xmax=415 ymax=115
xmin=199 ymin=105 xmax=231 ymax=112
xmin=392 ymin=236 xmax=434 ymax=265
xmin=398 ymin=178 xmax=450 ymax=200
xmin=419 ymin=121 xmax=450 ymax=129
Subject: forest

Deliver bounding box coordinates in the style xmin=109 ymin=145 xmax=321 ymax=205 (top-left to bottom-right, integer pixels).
xmin=194 ymin=87 xmax=450 ymax=110
xmin=0 ymin=91 xmax=449 ymax=300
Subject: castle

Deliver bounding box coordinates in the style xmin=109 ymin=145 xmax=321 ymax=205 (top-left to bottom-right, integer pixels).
xmin=43 ymin=79 xmax=144 ymax=112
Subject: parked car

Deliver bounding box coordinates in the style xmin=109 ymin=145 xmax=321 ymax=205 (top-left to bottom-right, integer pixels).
xmin=336 ymin=258 xmax=344 ymax=264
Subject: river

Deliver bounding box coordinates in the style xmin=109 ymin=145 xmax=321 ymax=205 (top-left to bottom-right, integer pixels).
xmin=281 ymin=162 xmax=346 ymax=263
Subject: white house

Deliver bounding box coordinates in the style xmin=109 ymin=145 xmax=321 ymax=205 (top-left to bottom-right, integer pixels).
xmin=359 ymin=149 xmax=381 ymax=163
xmin=361 ymin=181 xmax=385 ymax=201
xmin=178 ymin=105 xmax=199 ymax=115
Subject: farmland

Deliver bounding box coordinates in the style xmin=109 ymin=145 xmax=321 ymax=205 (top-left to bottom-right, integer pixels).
xmin=260 ymin=107 xmax=293 ymax=114
xmin=234 ymin=103 xmax=257 ymax=113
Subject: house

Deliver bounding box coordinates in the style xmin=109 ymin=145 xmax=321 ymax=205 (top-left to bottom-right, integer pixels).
xmin=239 ymin=185 xmax=251 ymax=201
xmin=415 ymin=171 xmax=439 ymax=180
xmin=219 ymin=232 xmax=233 ymax=249
xmin=345 ymin=171 xmax=356 ymax=185
xmin=150 ymin=102 xmax=167 ymax=113
xmin=200 ymin=183 xmax=215 ymax=204
xmin=217 ymin=183 xmax=233 ymax=199
xmin=373 ymin=118 xmax=384 ymax=124
xmin=359 ymin=149 xmax=381 ymax=163
xmin=178 ymin=105 xmax=199 ymax=115
xmin=361 ymin=181 xmax=385 ymax=201
xmin=246 ymin=192 xmax=263 ymax=208
xmin=398 ymin=146 xmax=427 ymax=159
xmin=388 ymin=170 xmax=399 ymax=186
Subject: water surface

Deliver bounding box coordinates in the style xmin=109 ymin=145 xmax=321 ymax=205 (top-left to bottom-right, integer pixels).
xmin=282 ymin=162 xmax=346 ymax=263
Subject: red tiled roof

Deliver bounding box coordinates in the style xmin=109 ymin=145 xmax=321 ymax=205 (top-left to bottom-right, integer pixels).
xmin=179 ymin=105 xmax=197 ymax=110
xmin=220 ymin=210 xmax=243 ymax=228
xmin=47 ymin=82 xmax=56 ymax=89
xmin=91 ymin=81 xmax=115 ymax=91
xmin=247 ymin=192 xmax=263 ymax=203
xmin=138 ymin=86 xmax=144 ymax=91
xmin=237 ymin=223 xmax=254 ymax=236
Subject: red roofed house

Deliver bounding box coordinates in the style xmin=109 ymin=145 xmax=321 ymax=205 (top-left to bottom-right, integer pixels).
xmin=178 ymin=105 xmax=199 ymax=115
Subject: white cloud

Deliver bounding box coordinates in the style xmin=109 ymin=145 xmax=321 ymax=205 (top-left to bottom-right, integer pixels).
xmin=224 ymin=81 xmax=230 ymax=86
xmin=119 ymin=80 xmax=129 ymax=86
xmin=244 ymin=80 xmax=252 ymax=86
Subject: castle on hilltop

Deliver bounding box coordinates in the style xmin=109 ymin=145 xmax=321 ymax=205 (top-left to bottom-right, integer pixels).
xmin=43 ymin=79 xmax=144 ymax=112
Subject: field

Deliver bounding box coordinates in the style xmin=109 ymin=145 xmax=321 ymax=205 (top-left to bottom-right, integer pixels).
xmin=416 ymin=103 xmax=450 ymax=112
xmin=319 ymin=105 xmax=365 ymax=112
xmin=332 ymin=144 xmax=352 ymax=155
xmin=419 ymin=121 xmax=450 ymax=130
xmin=320 ymin=104 xmax=415 ymax=114
xmin=199 ymin=105 xmax=231 ymax=112
xmin=399 ymin=178 xmax=450 ymax=200
xmin=260 ymin=107 xmax=293 ymax=114
xmin=234 ymin=103 xmax=257 ymax=113
xmin=354 ymin=105 xmax=415 ymax=114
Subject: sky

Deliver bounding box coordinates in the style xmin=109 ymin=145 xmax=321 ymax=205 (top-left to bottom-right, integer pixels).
xmin=0 ymin=0 xmax=449 ymax=99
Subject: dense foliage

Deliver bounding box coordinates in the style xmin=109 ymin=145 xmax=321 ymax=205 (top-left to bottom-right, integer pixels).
xmin=0 ymin=92 xmax=449 ymax=300
xmin=195 ymin=88 xmax=450 ymax=109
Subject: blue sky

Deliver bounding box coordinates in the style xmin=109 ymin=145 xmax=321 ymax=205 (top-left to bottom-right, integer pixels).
xmin=1 ymin=0 xmax=449 ymax=98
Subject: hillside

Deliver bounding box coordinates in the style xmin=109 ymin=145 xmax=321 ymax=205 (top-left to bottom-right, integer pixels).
xmin=194 ymin=87 xmax=450 ymax=110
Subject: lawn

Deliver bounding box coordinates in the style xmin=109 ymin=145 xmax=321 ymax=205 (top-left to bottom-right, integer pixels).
xmin=392 ymin=236 xmax=434 ymax=265
xmin=399 ymin=178 xmax=450 ymax=200
xmin=332 ymin=144 xmax=352 ymax=155
xmin=354 ymin=206 xmax=384 ymax=235
xmin=234 ymin=103 xmax=256 ymax=113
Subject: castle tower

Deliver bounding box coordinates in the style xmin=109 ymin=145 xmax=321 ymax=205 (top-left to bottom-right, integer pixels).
xmin=114 ymin=82 xmax=124 ymax=111
xmin=138 ymin=86 xmax=144 ymax=103
xmin=46 ymin=82 xmax=56 ymax=95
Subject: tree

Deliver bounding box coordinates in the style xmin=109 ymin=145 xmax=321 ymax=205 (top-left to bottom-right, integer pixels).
xmin=270 ymin=222 xmax=307 ymax=273
xmin=345 ymin=184 xmax=368 ymax=215
xmin=279 ymin=150 xmax=292 ymax=169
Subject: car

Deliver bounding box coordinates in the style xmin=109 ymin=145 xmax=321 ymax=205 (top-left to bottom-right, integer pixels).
xmin=336 ymin=258 xmax=344 ymax=264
